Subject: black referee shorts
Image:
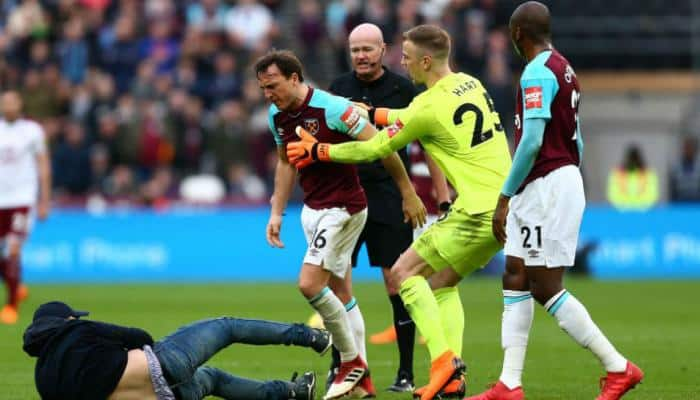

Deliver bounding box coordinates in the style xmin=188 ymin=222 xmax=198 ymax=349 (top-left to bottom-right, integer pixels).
xmin=351 ymin=218 xmax=413 ymax=268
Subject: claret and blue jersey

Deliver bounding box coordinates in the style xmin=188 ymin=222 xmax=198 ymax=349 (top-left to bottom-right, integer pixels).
xmin=505 ymin=48 xmax=584 ymax=196
xmin=268 ymin=87 xmax=368 ymax=213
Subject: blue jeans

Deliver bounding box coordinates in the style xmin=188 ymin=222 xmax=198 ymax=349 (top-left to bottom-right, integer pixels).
xmin=153 ymin=317 xmax=316 ymax=400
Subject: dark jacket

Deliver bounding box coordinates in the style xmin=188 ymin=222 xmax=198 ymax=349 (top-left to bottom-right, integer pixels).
xmin=329 ymin=67 xmax=419 ymax=225
xmin=23 ymin=317 xmax=154 ymax=400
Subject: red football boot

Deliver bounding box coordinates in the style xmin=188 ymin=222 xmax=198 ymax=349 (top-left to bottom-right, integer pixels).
xmin=323 ymin=356 xmax=367 ymax=400
xmin=464 ymin=381 xmax=524 ymax=400
xmin=596 ymin=361 xmax=644 ymax=400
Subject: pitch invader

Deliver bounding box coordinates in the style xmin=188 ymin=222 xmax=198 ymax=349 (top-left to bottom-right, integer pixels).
xmin=467 ymin=2 xmax=643 ymax=400
xmin=255 ymin=50 xmax=426 ymax=400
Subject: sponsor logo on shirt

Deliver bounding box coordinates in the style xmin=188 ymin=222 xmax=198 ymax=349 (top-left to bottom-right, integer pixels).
xmin=387 ymin=119 xmax=404 ymax=138
xmin=524 ymin=86 xmax=543 ymax=109
xmin=341 ymin=106 xmax=360 ymax=131
xmin=303 ymin=118 xmax=320 ymax=135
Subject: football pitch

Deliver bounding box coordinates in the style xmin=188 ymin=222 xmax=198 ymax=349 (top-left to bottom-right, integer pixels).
xmin=1 ymin=278 xmax=698 ymax=399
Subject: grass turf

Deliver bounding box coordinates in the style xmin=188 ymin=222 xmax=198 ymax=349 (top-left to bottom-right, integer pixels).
xmin=1 ymin=278 xmax=698 ymax=399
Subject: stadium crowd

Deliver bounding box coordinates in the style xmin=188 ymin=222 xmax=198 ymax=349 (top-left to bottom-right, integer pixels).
xmin=0 ymin=0 xmax=518 ymax=208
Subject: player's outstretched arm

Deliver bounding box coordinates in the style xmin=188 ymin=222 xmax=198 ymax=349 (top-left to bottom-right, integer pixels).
xmin=267 ymin=147 xmax=296 ymax=248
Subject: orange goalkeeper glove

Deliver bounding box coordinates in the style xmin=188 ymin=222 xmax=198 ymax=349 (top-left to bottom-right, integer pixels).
xmin=286 ymin=126 xmax=331 ymax=169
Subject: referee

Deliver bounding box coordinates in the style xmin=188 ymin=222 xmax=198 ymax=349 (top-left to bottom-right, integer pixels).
xmin=329 ymin=23 xmax=418 ymax=393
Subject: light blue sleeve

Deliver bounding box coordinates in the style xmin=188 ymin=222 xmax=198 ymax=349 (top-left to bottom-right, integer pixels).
xmin=576 ymin=119 xmax=584 ymax=164
xmin=501 ymin=118 xmax=547 ymax=197
xmin=315 ymin=90 xmax=367 ymax=138
xmin=521 ymin=62 xmax=558 ymax=120
xmin=267 ymin=105 xmax=283 ymax=146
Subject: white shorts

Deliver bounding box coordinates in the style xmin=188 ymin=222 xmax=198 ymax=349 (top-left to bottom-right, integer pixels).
xmin=504 ymin=165 xmax=585 ymax=267
xmin=301 ymin=205 xmax=368 ymax=278
xmin=413 ymin=213 xmax=440 ymax=240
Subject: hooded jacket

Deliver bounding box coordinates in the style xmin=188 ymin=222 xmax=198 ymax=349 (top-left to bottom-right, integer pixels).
xmin=23 ymin=316 xmax=154 ymax=400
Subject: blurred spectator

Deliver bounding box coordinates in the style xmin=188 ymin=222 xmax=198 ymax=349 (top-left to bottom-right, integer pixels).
xmin=137 ymin=100 xmax=173 ymax=172
xmin=227 ymin=162 xmax=266 ymax=202
xmin=99 ymin=16 xmax=140 ymax=94
xmin=483 ymin=30 xmax=514 ymax=138
xmin=224 ymin=0 xmax=276 ymax=51
xmin=139 ymin=165 xmax=175 ymax=209
xmin=454 ymin=9 xmax=487 ymax=75
xmin=186 ymin=0 xmax=228 ymax=33
xmin=204 ymin=51 xmax=241 ymax=107
xmin=53 ymin=120 xmax=91 ymax=196
xmin=20 ymin=68 xmax=63 ymax=119
xmin=205 ymin=100 xmax=249 ymax=180
xmin=6 ymin=0 xmax=48 ymax=40
xmin=57 ymin=17 xmax=89 ymax=84
xmin=27 ymin=39 xmax=52 ymax=70
xmin=103 ymin=164 xmax=136 ymax=200
xmin=607 ymin=145 xmax=659 ymax=211
xmin=88 ymin=143 xmax=111 ymax=194
xmin=168 ymin=95 xmax=205 ymax=174
xmin=85 ymin=72 xmax=116 ymax=138
xmin=139 ymin=16 xmax=179 ymax=75
xmin=670 ymin=136 xmax=700 ymax=202
xmin=297 ymin=0 xmax=324 ymax=79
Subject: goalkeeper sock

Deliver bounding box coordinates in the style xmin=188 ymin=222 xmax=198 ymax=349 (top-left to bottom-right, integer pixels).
xmin=434 ymin=287 xmax=464 ymax=357
xmin=345 ymin=297 xmax=367 ymax=362
xmin=399 ymin=276 xmax=449 ymax=361
xmin=309 ymin=287 xmax=358 ymax=362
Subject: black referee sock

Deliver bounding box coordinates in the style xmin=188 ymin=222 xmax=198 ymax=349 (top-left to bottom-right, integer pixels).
xmin=390 ymin=294 xmax=415 ymax=379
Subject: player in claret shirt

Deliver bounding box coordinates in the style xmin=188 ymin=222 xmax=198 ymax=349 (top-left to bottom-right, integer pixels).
xmin=255 ymin=49 xmax=426 ymax=399
xmin=467 ymin=2 xmax=644 ymax=400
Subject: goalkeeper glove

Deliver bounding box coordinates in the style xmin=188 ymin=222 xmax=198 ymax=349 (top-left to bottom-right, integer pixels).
xmin=286 ymin=126 xmax=330 ymax=169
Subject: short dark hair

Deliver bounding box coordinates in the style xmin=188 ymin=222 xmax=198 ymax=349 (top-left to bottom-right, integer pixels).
xmin=403 ymin=25 xmax=451 ymax=59
xmin=254 ymin=49 xmax=304 ymax=82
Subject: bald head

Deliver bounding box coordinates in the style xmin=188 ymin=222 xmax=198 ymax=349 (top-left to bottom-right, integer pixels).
xmin=510 ymin=1 xmax=551 ymax=42
xmin=348 ymin=23 xmax=386 ymax=81
xmin=349 ymin=23 xmax=384 ymax=46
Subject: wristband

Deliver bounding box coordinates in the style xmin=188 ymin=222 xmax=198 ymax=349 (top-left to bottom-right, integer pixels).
xmin=374 ymin=108 xmax=390 ymax=126
xmin=311 ymin=143 xmax=331 ymax=162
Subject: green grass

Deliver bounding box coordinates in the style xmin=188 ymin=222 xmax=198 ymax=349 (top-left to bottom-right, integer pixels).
xmin=2 ymin=278 xmax=699 ymax=399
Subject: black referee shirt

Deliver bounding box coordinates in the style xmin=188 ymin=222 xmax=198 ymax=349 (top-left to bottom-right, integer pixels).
xmin=329 ymin=66 xmax=419 ymax=225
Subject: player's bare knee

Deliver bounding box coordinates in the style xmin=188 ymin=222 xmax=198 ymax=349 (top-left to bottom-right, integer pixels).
xmin=503 ymin=256 xmax=528 ymax=291
xmin=298 ymin=278 xmax=323 ymax=299
xmin=428 ymin=268 xmax=460 ymax=290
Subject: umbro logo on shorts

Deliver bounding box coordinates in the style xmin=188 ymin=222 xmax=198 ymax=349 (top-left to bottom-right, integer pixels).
xmin=528 ymin=249 xmax=540 ymax=258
